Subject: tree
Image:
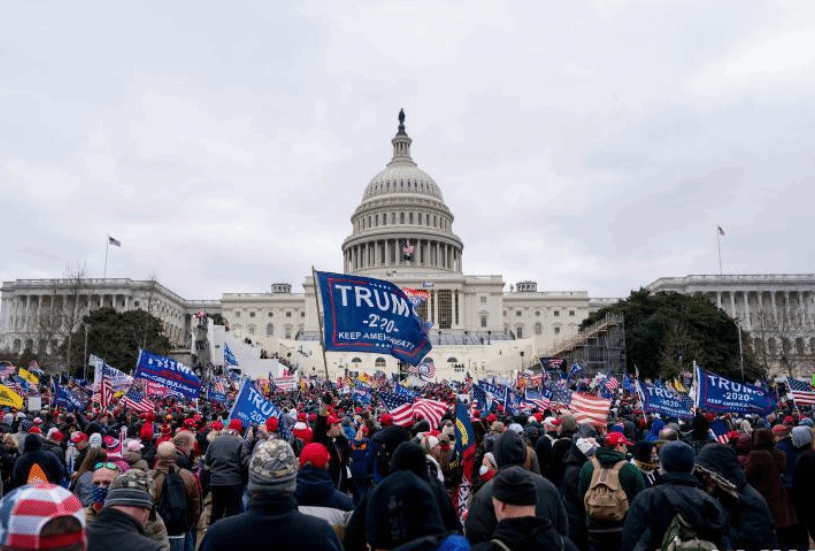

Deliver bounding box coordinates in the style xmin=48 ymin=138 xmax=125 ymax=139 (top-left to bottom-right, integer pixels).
xmin=64 ymin=307 xmax=171 ymax=376
xmin=34 ymin=262 xmax=88 ymax=372
xmin=581 ymin=288 xmax=761 ymax=381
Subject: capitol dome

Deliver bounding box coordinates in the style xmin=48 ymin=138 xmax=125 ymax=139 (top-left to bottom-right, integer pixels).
xmin=342 ymin=110 xmax=464 ymax=276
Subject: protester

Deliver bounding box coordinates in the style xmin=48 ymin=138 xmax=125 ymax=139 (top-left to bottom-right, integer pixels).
xmin=472 ymin=466 xmax=578 ymax=551
xmin=621 ymin=441 xmax=728 ymax=551
xmin=294 ymin=442 xmax=353 ymax=538
xmin=150 ymin=442 xmax=201 ymax=551
xmin=86 ymin=469 xmax=165 ymax=551
xmin=204 ymin=419 xmax=250 ymax=524
xmin=0 ymin=483 xmax=87 ymax=551
xmin=10 ymin=434 xmax=65 ymax=489
xmin=560 ymin=435 xmax=596 ymax=551
xmin=199 ymin=439 xmax=342 ymax=551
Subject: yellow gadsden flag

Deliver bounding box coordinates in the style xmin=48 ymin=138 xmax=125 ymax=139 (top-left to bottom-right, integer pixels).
xmin=18 ymin=368 xmax=39 ymax=386
xmin=0 ymin=384 xmax=23 ymax=409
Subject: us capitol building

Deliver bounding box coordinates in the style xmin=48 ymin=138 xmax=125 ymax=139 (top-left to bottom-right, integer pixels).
xmin=2 ymin=113 xmax=814 ymax=379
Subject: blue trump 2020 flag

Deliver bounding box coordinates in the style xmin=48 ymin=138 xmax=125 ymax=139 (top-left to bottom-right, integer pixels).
xmin=229 ymin=378 xmax=283 ymax=429
xmin=315 ymin=271 xmax=432 ymax=365
xmin=134 ymin=349 xmax=201 ymax=399
xmin=696 ymin=365 xmax=775 ymax=416
xmin=640 ymin=383 xmax=694 ymax=419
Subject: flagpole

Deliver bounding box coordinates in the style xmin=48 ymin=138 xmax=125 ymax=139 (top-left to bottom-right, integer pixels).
xmin=716 ymin=226 xmax=722 ymax=275
xmin=104 ymin=236 xmax=110 ymax=279
xmin=311 ymin=267 xmax=331 ymax=382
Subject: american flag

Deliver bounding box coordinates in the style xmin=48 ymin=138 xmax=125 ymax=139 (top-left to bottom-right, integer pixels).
xmin=472 ymin=384 xmax=487 ymax=409
xmin=413 ymin=398 xmax=449 ymax=429
xmin=120 ymin=387 xmax=155 ymax=413
xmin=709 ymin=419 xmax=730 ymax=444
xmin=395 ymin=384 xmax=419 ymax=401
xmin=402 ymin=242 xmax=415 ymax=255
xmin=549 ymin=385 xmax=573 ymax=406
xmin=93 ymin=373 xmax=114 ymax=410
xmin=524 ymin=389 xmax=551 ymax=411
xmin=379 ymin=392 xmax=415 ymax=426
xmin=569 ymin=393 xmax=610 ymax=426
xmin=787 ymin=377 xmax=815 ymax=407
xmin=605 ymin=376 xmax=619 ymax=392
xmin=144 ymin=381 xmax=170 ymax=397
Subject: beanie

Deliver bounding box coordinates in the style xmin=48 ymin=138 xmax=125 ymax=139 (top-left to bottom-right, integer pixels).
xmin=366 ymin=471 xmax=444 ymax=549
xmin=492 ymin=466 xmax=537 ymax=506
xmin=266 ymin=416 xmax=279 ymax=433
xmin=247 ymin=439 xmax=297 ymax=494
xmin=228 ymin=419 xmax=243 ymax=433
xmin=659 ymin=441 xmax=695 ymax=473
xmin=299 ymin=443 xmax=330 ymax=470
xmin=104 ymin=469 xmax=155 ymax=510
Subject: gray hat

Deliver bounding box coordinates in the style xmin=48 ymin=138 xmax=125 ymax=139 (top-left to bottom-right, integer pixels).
xmin=104 ymin=469 xmax=154 ymax=510
xmin=247 ymin=439 xmax=297 ymax=494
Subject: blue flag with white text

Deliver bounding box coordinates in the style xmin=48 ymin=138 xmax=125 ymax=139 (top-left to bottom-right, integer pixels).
xmin=315 ymin=271 xmax=432 ymax=365
xmin=696 ymin=365 xmax=775 ymax=416
xmin=134 ymin=349 xmax=201 ymax=399
xmin=229 ymin=378 xmax=283 ymax=429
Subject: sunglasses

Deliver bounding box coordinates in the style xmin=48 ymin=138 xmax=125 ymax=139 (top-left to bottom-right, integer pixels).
xmin=94 ymin=462 xmax=120 ymax=471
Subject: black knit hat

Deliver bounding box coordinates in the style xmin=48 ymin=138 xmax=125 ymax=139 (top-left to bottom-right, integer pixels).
xmin=493 ymin=429 xmax=526 ymax=468
xmin=366 ymin=470 xmax=444 ymax=549
xmin=659 ymin=441 xmax=695 ymax=473
xmin=492 ymin=466 xmax=537 ymax=506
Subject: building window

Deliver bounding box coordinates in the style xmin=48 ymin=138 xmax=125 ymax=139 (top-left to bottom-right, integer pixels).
xmin=400 ymin=212 xmax=405 ymax=224
xmin=553 ymin=310 xmax=559 ymax=317
xmin=266 ymin=323 xmax=274 ymax=336
xmin=235 ymin=311 xmax=241 ymax=318
xmin=516 ymin=326 xmax=523 ymax=338
xmin=554 ymin=326 xmax=561 ymax=335
xmin=249 ymin=312 xmax=255 ymax=318
xmin=375 ymin=357 xmax=386 ymax=368
xmin=535 ymin=310 xmax=541 ymax=316
xmin=268 ymin=312 xmax=273 ymax=317
xmin=569 ymin=310 xmax=575 ymax=316
xmin=285 ymin=325 xmax=292 ymax=339
xmin=516 ymin=310 xmax=522 ymax=317
xmin=301 ymin=311 xmax=305 ymax=317
xmin=134 ymin=301 xmax=140 ymax=308
xmin=480 ymin=296 xmax=487 ymax=304
xmin=480 ymin=314 xmax=488 ymax=328
xmin=438 ymin=290 xmax=452 ymax=329
xmin=286 ymin=312 xmax=292 ymax=318
xmin=535 ymin=322 xmax=542 ymax=335
xmin=248 ymin=325 xmax=256 ymax=336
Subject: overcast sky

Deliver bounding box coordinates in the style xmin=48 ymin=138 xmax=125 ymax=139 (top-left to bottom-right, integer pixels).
xmin=2 ymin=1 xmax=813 ymax=302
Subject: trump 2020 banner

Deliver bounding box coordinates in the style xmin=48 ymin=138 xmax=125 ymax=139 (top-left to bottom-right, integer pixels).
xmin=640 ymin=383 xmax=694 ymax=419
xmin=229 ymin=378 xmax=282 ymax=428
xmin=696 ymin=365 xmax=775 ymax=416
xmin=134 ymin=349 xmax=201 ymax=399
xmin=315 ymin=271 xmax=432 ymax=365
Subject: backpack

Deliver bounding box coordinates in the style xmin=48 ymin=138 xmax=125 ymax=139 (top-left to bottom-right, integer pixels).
xmin=157 ymin=468 xmax=188 ymax=535
xmin=583 ymin=457 xmax=628 ymax=522
xmin=659 ymin=488 xmax=718 ymax=551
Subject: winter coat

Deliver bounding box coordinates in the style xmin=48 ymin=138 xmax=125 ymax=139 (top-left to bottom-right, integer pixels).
xmin=793 ymin=448 xmax=815 ymax=539
xmin=621 ymin=472 xmax=729 ymax=551
xmin=695 ymin=443 xmax=777 ymax=551
xmin=745 ymin=429 xmax=797 ymax=529
xmin=577 ymin=446 xmax=644 ymax=531
xmin=87 ymin=507 xmax=164 ymax=551
xmin=471 ymin=516 xmax=580 ymax=551
xmin=10 ymin=434 xmax=65 ymax=490
xmin=560 ymin=441 xmax=588 ymax=551
xmin=295 ymin=466 xmax=353 ymax=537
xmin=775 ymin=436 xmax=798 ymax=490
xmin=151 ymin=461 xmax=202 ymax=534
xmin=199 ymin=492 xmax=343 ymax=551
xmin=204 ymin=433 xmax=250 ymax=487
xmin=348 ymin=436 xmax=373 ymax=479
xmin=547 ymin=433 xmax=575 ymax=489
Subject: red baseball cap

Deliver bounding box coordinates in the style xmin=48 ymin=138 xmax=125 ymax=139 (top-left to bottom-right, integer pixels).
xmin=70 ymin=431 xmax=88 ymax=443
xmin=605 ymin=432 xmax=634 ymax=447
xmin=327 ymin=415 xmax=341 ymax=425
xmin=299 ymin=443 xmax=331 ymax=470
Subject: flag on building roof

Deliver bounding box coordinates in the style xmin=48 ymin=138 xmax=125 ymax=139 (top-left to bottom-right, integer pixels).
xmin=787 ymin=377 xmax=815 ymax=407
xmin=717 ymin=225 xmax=725 ymax=236
xmin=120 ymin=387 xmax=155 ymax=413
xmin=108 ymin=236 xmax=122 ymax=247
xmin=379 ymin=392 xmax=415 ymax=427
xmin=569 ymin=393 xmax=610 ymax=426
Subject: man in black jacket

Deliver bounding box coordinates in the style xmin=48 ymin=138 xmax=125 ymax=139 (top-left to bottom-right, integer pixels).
xmin=10 ymin=434 xmax=64 ymax=490
xmin=199 ymin=439 xmax=341 ymax=551
xmin=622 ymin=441 xmax=728 ymax=551
xmin=472 ymin=467 xmax=579 ymax=551
xmin=87 ymin=468 xmax=164 ymax=551
xmin=465 ymin=429 xmax=568 ymax=545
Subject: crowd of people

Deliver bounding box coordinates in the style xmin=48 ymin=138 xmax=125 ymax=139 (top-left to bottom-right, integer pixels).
xmin=0 ymin=378 xmax=812 ymax=551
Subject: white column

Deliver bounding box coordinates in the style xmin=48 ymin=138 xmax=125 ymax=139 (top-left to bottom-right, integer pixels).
xmin=771 ymin=292 xmax=778 ymax=323
xmin=744 ymin=291 xmax=751 ymax=329
xmin=729 ymin=292 xmax=736 ymax=319
xmin=716 ymin=292 xmax=722 ymax=310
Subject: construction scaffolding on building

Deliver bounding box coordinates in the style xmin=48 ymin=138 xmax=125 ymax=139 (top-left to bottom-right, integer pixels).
xmin=542 ymin=314 xmax=626 ymax=378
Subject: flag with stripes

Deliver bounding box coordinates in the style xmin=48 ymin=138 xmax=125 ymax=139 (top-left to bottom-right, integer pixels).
xmin=787 ymin=377 xmax=815 ymax=407
xmin=379 ymin=392 xmax=415 ymax=426
xmin=605 ymin=375 xmax=619 ymax=392
xmin=710 ymin=419 xmax=730 ymax=444
xmin=120 ymin=387 xmax=155 ymax=413
xmin=413 ymin=398 xmax=449 ymax=429
xmin=569 ymin=393 xmax=610 ymax=426
xmin=395 ymin=384 xmax=419 ymax=401
xmin=524 ymin=389 xmax=551 ymax=411
xmin=549 ymin=385 xmax=573 ymax=406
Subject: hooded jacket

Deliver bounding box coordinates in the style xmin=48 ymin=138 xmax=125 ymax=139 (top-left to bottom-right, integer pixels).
xmin=471 ymin=516 xmax=580 ymax=551
xmin=745 ymin=428 xmax=797 ymax=528
xmin=560 ymin=440 xmax=589 ymax=550
xmin=295 ymin=465 xmax=353 ymax=535
xmin=204 ymin=432 xmax=251 ymax=487
xmin=150 ymin=455 xmax=202 ymax=534
xmin=10 ymin=434 xmax=65 ymax=490
xmin=621 ymin=472 xmax=729 ymax=551
xmin=464 ymin=431 xmax=568 ymax=545
xmin=695 ymin=443 xmax=777 ymax=551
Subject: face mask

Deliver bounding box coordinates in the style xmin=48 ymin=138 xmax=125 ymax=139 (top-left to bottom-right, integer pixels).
xmin=479 ymin=465 xmax=491 ymax=476
xmin=91 ymin=485 xmax=108 ymax=504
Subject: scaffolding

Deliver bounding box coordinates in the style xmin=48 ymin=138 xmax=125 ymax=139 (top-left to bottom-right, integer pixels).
xmin=543 ymin=314 xmax=626 ymax=378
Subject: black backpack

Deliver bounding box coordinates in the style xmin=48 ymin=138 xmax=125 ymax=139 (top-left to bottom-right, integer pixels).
xmin=157 ymin=468 xmax=188 ymax=535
